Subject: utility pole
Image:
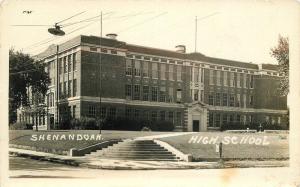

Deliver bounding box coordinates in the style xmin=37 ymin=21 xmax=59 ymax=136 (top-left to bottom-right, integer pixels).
xmin=194 ymin=12 xmax=219 ymax=53
xmin=99 ymin=11 xmax=103 ymax=134
xmin=195 ymin=16 xmax=197 ymax=52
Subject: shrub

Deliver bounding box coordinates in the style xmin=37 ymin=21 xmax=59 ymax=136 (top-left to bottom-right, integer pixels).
xmin=70 ymin=118 xmax=81 ymax=130
xmin=141 ymin=126 xmax=151 ymax=131
xmin=79 ymin=117 xmax=97 ymax=130
xmin=154 ymin=121 xmax=174 ymax=131
xmin=60 ymin=118 xmax=72 ymax=130
xmin=9 ymin=122 xmax=33 ymax=130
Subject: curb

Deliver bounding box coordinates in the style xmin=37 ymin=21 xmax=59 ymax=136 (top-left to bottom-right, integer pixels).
xmin=9 ymin=148 xmax=289 ymax=170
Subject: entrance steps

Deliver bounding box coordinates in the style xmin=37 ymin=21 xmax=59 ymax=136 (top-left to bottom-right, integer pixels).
xmin=86 ymin=140 xmax=180 ymax=161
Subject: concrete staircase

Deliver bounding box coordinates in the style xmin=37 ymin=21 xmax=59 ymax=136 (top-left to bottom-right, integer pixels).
xmin=87 ymin=140 xmax=179 ymax=161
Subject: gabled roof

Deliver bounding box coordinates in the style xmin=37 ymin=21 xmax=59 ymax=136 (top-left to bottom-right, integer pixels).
xmin=261 ymin=64 xmax=279 ymax=71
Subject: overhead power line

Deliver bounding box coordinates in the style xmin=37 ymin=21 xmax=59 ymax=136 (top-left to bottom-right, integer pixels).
xmin=116 ymin=12 xmax=168 ymax=34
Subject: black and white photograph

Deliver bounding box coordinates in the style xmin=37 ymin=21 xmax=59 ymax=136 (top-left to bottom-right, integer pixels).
xmin=1 ymin=0 xmax=300 ymax=186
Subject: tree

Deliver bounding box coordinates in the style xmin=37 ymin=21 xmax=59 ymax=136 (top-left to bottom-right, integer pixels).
xmin=270 ymin=35 xmax=289 ymax=96
xmin=9 ymin=49 xmax=50 ymax=123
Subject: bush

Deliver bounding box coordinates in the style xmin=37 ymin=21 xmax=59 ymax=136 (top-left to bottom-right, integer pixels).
xmin=220 ymin=121 xmax=289 ymax=131
xmin=79 ymin=117 xmax=98 ymax=130
xmin=141 ymin=126 xmax=151 ymax=131
xmin=9 ymin=122 xmax=33 ymax=130
xmin=154 ymin=121 xmax=174 ymax=131
xmin=107 ymin=117 xmax=142 ymax=131
xmin=70 ymin=118 xmax=81 ymax=130
xmin=60 ymin=119 xmax=72 ymax=130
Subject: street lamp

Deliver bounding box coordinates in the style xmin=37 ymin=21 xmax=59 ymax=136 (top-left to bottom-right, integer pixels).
xmin=48 ymin=25 xmax=65 ymax=130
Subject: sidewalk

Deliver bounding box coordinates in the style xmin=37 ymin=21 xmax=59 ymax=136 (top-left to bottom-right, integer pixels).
xmin=9 ymin=147 xmax=289 ymax=170
xmin=133 ymin=132 xmax=196 ymax=140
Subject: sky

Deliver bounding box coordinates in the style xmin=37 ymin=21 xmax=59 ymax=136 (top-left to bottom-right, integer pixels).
xmin=2 ymin=0 xmax=299 ymax=65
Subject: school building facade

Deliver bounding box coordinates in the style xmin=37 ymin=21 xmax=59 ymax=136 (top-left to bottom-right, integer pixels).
xmin=17 ymin=34 xmax=288 ymax=131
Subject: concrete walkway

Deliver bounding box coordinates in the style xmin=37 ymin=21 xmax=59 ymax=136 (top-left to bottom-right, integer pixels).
xmin=134 ymin=132 xmax=196 ymax=140
xmin=9 ymin=147 xmax=288 ymax=170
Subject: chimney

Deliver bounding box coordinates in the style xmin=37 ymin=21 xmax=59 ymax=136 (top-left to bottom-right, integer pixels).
xmin=175 ymin=45 xmax=186 ymax=53
xmin=106 ymin=33 xmax=118 ymax=40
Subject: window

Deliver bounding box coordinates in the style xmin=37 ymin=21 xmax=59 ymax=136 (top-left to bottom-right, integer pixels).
xmin=64 ymin=81 xmax=67 ymax=98
xmin=68 ymin=80 xmax=72 ymax=98
xmin=125 ymin=108 xmax=132 ymax=118
xmin=125 ymin=59 xmax=132 ymax=76
xmin=160 ymin=111 xmax=166 ymax=121
xmin=152 ymin=63 xmax=158 ymax=78
xmin=142 ymin=61 xmax=149 ymax=77
xmin=249 ymin=115 xmax=253 ymax=123
xmin=59 ymin=58 xmax=63 ymax=74
xmin=200 ymin=90 xmax=204 ymax=102
xmin=222 ymin=114 xmax=228 ymax=125
xmin=278 ymin=116 xmax=281 ymax=124
xmin=215 ymin=93 xmax=221 ymax=106
xmin=160 ymin=64 xmax=166 ymax=80
xmin=134 ymin=109 xmax=139 ymax=119
xmin=209 ymin=70 xmax=214 ymax=85
xmin=159 ymin=87 xmax=166 ymax=102
xmin=209 ymin=113 xmax=214 ymax=127
xmin=229 ymin=94 xmax=235 ymax=107
xmin=64 ymin=57 xmax=67 ymax=73
xmin=209 ymin=93 xmax=214 ymax=105
xmin=194 ymin=90 xmax=199 ymax=101
xmin=73 ymin=79 xmax=77 ymax=97
xmin=229 ymin=114 xmax=234 ymax=122
xmin=216 ymin=71 xmax=221 ymax=85
xmin=176 ymin=88 xmax=182 ymax=103
xmin=168 ymin=111 xmax=174 ymax=123
xmin=222 ymin=93 xmax=228 ymax=106
xmin=169 ymin=65 xmax=174 ymax=80
xmin=111 ymin=50 xmax=117 ymax=54
xmin=134 ymin=60 xmax=141 ymax=76
xmin=250 ymin=75 xmax=254 ymax=88
xmin=133 ymin=85 xmax=140 ymax=100
xmin=72 ymin=105 xmax=76 ymax=118
xmin=68 ymin=55 xmax=72 ymax=72
xmin=168 ymin=87 xmax=174 ymax=102
xmin=142 ymin=86 xmax=149 ymax=101
xmin=237 ymin=73 xmax=241 ymax=87
xmin=243 ymin=94 xmax=247 ymax=108
xmin=176 ymin=112 xmax=182 ymax=125
xmin=151 ymin=111 xmax=157 ymax=121
xmin=200 ymin=68 xmax=204 ymax=83
xmin=215 ymin=114 xmax=221 ymax=127
xmin=101 ymin=48 xmax=108 ymax=53
xmin=236 ymin=114 xmax=241 ymax=123
xmin=249 ymin=95 xmax=254 ymax=106
xmin=90 ymin=47 xmax=97 ymax=51
xmin=243 ymin=74 xmax=247 ymax=88
xmin=243 ymin=115 xmax=247 ymax=124
xmin=236 ymin=94 xmax=240 ymax=107
xmin=125 ymin=84 xmax=132 ymax=99
xmin=151 ymin=87 xmax=158 ymax=101
xmin=230 ymin=72 xmax=235 ymax=87
xmin=100 ymin=107 xmax=106 ymax=119
xmin=59 ymin=83 xmax=63 ymax=98
xmin=223 ymin=71 xmax=228 ymax=86
xmin=73 ymin=53 xmax=77 ymax=71
xmin=194 ymin=68 xmax=199 ymax=82
xmin=142 ymin=110 xmax=149 ymax=120
xmin=88 ymin=105 xmax=96 ymax=117
xmin=107 ymin=108 xmax=116 ymax=119
xmin=176 ymin=66 xmax=182 ymax=81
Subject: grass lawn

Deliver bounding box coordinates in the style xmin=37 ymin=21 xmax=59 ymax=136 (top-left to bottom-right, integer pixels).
xmin=159 ymin=132 xmax=289 ymax=161
xmin=9 ymin=130 xmax=168 ymax=154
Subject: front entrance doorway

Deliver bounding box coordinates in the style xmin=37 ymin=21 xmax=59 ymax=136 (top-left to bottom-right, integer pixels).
xmin=193 ymin=120 xmax=200 ymax=132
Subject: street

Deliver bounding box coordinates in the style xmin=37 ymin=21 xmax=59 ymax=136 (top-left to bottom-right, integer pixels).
xmin=8 ymin=156 xmax=299 ymax=187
